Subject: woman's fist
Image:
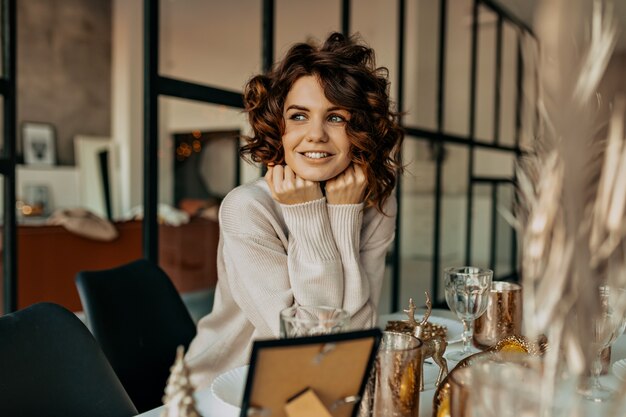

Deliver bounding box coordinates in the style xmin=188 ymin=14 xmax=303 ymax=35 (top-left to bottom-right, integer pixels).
xmin=265 ymin=165 xmax=323 ymax=205
xmin=325 ymin=164 xmax=367 ymax=205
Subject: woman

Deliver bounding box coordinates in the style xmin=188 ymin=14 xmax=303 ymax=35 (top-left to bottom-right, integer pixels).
xmin=186 ymin=32 xmax=403 ymax=389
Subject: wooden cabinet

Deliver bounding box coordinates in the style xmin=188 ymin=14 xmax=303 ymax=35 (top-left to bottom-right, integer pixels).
xmin=0 ymin=218 xmax=219 ymax=312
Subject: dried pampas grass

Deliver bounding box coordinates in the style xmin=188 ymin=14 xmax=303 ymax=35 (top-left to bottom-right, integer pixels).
xmin=516 ymin=0 xmax=626 ymax=414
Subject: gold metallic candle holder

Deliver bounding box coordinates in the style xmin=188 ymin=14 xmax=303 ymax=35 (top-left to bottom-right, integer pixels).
xmin=473 ymin=281 xmax=523 ymax=350
xmin=384 ymin=293 xmax=449 ymax=391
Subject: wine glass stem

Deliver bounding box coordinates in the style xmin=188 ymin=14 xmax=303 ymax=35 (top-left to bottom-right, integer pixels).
xmin=590 ymin=351 xmax=603 ymax=390
xmin=462 ymin=319 xmax=473 ymax=353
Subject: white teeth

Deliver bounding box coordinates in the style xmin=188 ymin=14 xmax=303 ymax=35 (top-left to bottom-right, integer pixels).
xmin=303 ymin=152 xmax=329 ymax=159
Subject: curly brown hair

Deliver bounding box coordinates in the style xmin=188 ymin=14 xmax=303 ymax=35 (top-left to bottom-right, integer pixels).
xmin=241 ymin=32 xmax=404 ymax=213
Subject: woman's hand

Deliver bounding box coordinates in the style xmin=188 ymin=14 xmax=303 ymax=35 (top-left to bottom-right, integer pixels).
xmin=265 ymin=165 xmax=323 ymax=205
xmin=325 ymin=164 xmax=367 ymax=205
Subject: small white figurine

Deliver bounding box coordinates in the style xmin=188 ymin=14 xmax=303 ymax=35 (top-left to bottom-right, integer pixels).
xmin=161 ymin=345 xmax=201 ymax=417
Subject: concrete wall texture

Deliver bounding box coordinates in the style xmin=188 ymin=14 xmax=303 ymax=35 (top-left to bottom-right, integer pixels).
xmin=17 ymin=0 xmax=111 ymax=165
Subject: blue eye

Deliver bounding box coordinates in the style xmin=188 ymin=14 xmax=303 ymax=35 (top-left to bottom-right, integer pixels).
xmin=328 ymin=114 xmax=346 ymax=123
xmin=290 ymin=113 xmax=306 ymax=121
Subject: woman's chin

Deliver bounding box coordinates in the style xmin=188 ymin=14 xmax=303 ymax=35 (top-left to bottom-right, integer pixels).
xmin=292 ymin=170 xmax=336 ymax=183
xmin=293 ymin=165 xmax=351 ymax=182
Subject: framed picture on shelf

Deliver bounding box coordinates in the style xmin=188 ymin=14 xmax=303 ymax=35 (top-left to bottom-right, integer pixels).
xmin=22 ymin=122 xmax=57 ymax=166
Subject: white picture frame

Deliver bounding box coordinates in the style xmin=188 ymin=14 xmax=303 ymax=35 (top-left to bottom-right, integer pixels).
xmin=74 ymin=135 xmax=117 ymax=219
xmin=22 ymin=122 xmax=57 ymax=166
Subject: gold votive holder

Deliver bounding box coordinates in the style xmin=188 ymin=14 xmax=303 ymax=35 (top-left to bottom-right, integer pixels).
xmin=359 ymin=332 xmax=423 ymax=417
xmin=473 ymin=281 xmax=522 ymax=349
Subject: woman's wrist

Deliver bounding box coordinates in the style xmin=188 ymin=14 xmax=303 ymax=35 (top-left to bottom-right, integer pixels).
xmin=327 ymin=203 xmax=363 ymax=258
xmin=281 ymin=198 xmax=339 ymax=261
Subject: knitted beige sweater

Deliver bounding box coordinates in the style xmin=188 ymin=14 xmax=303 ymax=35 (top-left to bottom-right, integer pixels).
xmin=185 ymin=178 xmax=396 ymax=389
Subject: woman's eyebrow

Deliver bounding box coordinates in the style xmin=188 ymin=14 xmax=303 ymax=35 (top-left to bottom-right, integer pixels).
xmin=285 ymin=105 xmax=349 ymax=113
xmin=285 ymin=104 xmax=309 ymax=112
xmin=327 ymin=106 xmax=349 ymax=113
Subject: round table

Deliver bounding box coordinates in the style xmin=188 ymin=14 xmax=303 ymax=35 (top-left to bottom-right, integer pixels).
xmin=137 ymin=332 xmax=626 ymax=417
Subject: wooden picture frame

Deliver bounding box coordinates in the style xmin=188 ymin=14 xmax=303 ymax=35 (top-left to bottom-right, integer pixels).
xmin=22 ymin=122 xmax=57 ymax=166
xmin=240 ymin=329 xmax=382 ymax=417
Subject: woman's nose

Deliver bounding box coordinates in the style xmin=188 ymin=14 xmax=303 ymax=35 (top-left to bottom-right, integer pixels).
xmin=306 ymin=120 xmax=328 ymax=142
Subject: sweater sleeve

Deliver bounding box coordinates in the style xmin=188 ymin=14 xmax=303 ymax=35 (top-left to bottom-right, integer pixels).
xmin=219 ymin=190 xmax=343 ymax=338
xmin=327 ymin=196 xmax=397 ymax=328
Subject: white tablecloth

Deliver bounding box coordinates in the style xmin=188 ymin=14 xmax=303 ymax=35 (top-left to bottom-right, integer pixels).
xmin=137 ymin=332 xmax=626 ymax=417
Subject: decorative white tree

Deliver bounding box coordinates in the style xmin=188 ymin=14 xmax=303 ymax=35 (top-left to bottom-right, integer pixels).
xmin=161 ymin=345 xmax=201 ymax=417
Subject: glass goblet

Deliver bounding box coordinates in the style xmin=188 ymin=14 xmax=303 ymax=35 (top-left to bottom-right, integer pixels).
xmin=444 ymin=266 xmax=493 ymax=362
xmin=582 ymin=286 xmax=626 ymax=403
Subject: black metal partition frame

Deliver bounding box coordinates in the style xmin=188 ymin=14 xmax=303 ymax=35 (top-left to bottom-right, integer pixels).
xmin=142 ymin=0 xmax=536 ymax=311
xmin=394 ymin=0 xmax=535 ymax=309
xmin=391 ymin=0 xmax=405 ymax=317
xmin=1 ymin=0 xmax=17 ymax=314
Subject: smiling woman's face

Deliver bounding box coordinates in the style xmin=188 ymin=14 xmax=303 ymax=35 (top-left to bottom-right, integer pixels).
xmin=281 ymin=75 xmax=352 ymax=182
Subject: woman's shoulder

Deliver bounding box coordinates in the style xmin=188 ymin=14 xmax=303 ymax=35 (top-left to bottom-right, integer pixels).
xmin=220 ymin=178 xmax=279 ymax=233
xmin=364 ymin=193 xmax=397 ymax=223
xmin=222 ymin=178 xmax=272 ymax=208
xmin=361 ymin=194 xmax=397 ymax=242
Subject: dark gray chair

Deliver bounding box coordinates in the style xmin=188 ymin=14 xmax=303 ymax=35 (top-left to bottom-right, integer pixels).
xmin=0 ymin=302 xmax=137 ymax=417
xmin=75 ymin=259 xmax=197 ymax=413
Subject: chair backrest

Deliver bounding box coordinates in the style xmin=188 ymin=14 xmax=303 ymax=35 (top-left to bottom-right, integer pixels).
xmin=75 ymin=258 xmax=197 ymax=412
xmin=0 ymin=302 xmax=137 ymax=417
